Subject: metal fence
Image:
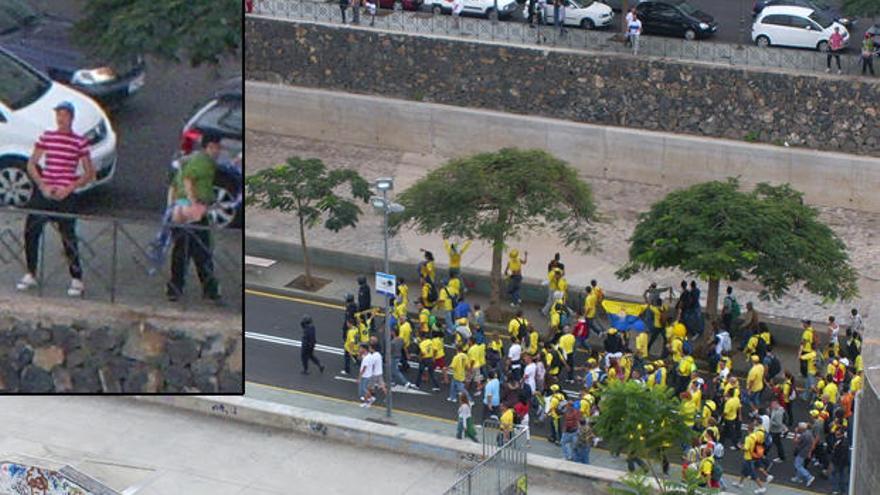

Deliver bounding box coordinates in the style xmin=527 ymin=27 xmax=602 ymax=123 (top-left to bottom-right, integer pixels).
xmin=0 ymin=206 xmax=242 ymax=311
xmin=445 ymin=419 xmax=529 ymax=495
xmin=252 ymin=0 xmax=873 ymax=76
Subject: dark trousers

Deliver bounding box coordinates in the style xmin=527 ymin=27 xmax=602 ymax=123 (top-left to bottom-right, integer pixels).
xmin=647 ymin=326 xmax=666 ymax=356
xmin=167 ymin=222 xmax=219 ymax=298
xmin=827 ymin=52 xmax=841 ymax=69
xmin=527 ymin=0 xmax=537 ymax=24
xmin=507 ymin=274 xmax=523 ymax=304
xmin=340 ymin=4 xmax=348 ymax=22
xmin=770 ymin=432 xmax=786 ymax=460
xmin=416 ymin=358 xmax=439 ymax=388
xmin=301 ymin=345 xmax=322 ymax=372
xmin=863 ymin=56 xmax=875 ymax=75
xmin=25 ymin=194 xmax=82 ymax=280
xmin=722 ymin=418 xmax=741 ymax=447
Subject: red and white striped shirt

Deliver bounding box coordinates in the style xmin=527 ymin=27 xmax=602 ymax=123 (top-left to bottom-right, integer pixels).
xmin=36 ymin=130 xmax=90 ymax=188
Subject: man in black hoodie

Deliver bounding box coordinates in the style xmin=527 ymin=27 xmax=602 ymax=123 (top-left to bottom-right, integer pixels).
xmin=301 ymin=315 xmax=325 ymax=375
xmin=358 ymin=275 xmax=372 ymax=312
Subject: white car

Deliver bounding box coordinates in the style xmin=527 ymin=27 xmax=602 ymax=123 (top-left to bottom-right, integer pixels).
xmin=536 ymin=0 xmax=614 ymax=29
xmin=431 ymin=0 xmax=520 ymax=18
xmin=0 ymin=47 xmax=116 ymax=207
xmin=752 ymin=5 xmax=848 ymax=51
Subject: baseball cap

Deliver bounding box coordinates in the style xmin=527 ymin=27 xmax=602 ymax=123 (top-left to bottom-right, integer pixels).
xmin=53 ymin=101 xmax=75 ymax=117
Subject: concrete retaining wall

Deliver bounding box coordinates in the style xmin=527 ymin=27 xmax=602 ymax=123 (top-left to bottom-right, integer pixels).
xmin=247 ymin=82 xmax=880 ymax=213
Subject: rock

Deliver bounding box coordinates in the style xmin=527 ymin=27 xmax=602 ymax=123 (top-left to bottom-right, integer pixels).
xmin=9 ymin=342 xmax=34 ymax=371
xmin=52 ymin=368 xmax=74 ymax=392
xmin=51 ymin=325 xmax=80 ymax=351
xmin=193 ymin=375 xmax=219 ymax=393
xmin=27 ymin=326 xmax=52 ymax=346
xmin=164 ymin=365 xmax=192 ymax=390
xmin=121 ymin=323 xmax=167 ymax=361
xmin=145 ymin=369 xmax=163 ymax=393
xmin=20 ymin=365 xmax=54 ymax=392
xmin=0 ymin=364 xmax=19 ymax=392
xmin=191 ymin=356 xmax=220 ymax=377
xmin=200 ymin=334 xmax=228 ymax=357
xmin=98 ymin=367 xmax=122 ymax=393
xmin=167 ymin=338 xmax=200 ymax=366
xmin=218 ymin=371 xmax=243 ymax=393
xmin=32 ymin=346 xmax=65 ymax=371
xmin=66 ymin=348 xmax=91 ymax=368
xmin=225 ymin=339 xmax=243 ymax=374
xmin=88 ymin=326 xmax=123 ymax=351
xmin=70 ymin=367 xmax=102 ymax=392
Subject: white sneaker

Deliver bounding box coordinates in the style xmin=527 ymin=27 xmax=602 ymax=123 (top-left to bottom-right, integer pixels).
xmin=754 ymin=488 xmax=766 ymax=494
xmin=766 ymin=475 xmax=773 ymax=483
xmin=16 ymin=273 xmax=37 ymax=291
xmin=67 ymin=278 xmax=84 ymax=297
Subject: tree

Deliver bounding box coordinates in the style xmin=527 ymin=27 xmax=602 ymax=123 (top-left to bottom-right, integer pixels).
xmin=74 ymin=0 xmax=241 ymax=66
xmin=593 ymin=381 xmax=697 ymax=494
xmin=616 ymin=178 xmax=858 ymax=319
xmin=842 ymin=0 xmax=880 ymax=20
xmin=389 ymin=148 xmax=599 ymax=319
xmin=246 ymin=157 xmax=371 ymax=289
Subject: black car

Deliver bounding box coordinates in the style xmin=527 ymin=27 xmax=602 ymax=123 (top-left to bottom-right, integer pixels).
xmin=752 ymin=0 xmax=853 ymax=29
xmin=0 ymin=0 xmax=145 ymax=109
xmin=635 ymin=0 xmax=717 ymax=40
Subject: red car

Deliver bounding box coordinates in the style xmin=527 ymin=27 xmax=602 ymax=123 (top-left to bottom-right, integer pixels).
xmin=377 ymin=0 xmax=423 ymax=11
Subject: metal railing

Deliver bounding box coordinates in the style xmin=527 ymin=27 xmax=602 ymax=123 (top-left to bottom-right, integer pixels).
xmin=0 ymin=206 xmax=242 ymax=311
xmin=445 ymin=419 xmax=529 ymax=495
xmin=252 ymin=0 xmax=875 ymax=76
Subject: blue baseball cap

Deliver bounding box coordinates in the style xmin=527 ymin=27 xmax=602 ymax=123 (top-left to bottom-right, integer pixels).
xmin=53 ymin=101 xmax=75 ymax=118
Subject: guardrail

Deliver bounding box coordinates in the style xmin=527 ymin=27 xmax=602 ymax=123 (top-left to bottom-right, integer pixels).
xmin=0 ymin=206 xmax=242 ymax=311
xmin=445 ymin=419 xmax=529 ymax=494
xmin=252 ymin=0 xmax=874 ymax=76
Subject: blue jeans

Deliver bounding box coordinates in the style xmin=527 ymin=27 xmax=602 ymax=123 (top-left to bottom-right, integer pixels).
xmin=416 ymin=359 xmax=439 ymax=389
xmin=358 ymin=377 xmax=369 ymax=399
xmin=392 ymin=364 xmax=410 ymax=386
xmin=576 ymin=336 xmax=591 ymax=351
xmin=561 ymin=431 xmax=577 ymax=460
xmin=574 ymin=444 xmax=590 ymax=464
xmin=802 ymin=374 xmax=817 ymax=401
xmin=508 ymin=274 xmax=522 ymax=304
xmin=445 ymin=310 xmax=455 ymax=336
xmin=449 ymin=379 xmax=470 ymax=402
xmin=794 ymin=455 xmax=812 ymax=483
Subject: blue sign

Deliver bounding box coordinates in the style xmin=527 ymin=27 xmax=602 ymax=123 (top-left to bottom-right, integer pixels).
xmin=375 ymin=272 xmax=396 ymax=297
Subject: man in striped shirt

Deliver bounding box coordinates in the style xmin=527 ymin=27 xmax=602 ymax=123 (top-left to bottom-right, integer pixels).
xmin=16 ymin=101 xmax=95 ymax=297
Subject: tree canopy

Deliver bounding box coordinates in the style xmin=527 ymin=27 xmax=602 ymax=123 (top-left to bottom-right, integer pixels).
xmin=75 ymin=0 xmax=241 ymax=66
xmin=616 ymin=178 xmax=858 ymax=306
xmin=842 ymin=0 xmax=880 ymax=18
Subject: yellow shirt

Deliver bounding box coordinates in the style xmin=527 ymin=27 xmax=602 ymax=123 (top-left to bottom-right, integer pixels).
xmin=393 ymin=301 xmax=407 ymax=321
xmin=418 ymin=339 xmax=434 ymax=359
xmin=635 ymin=331 xmax=648 ymax=357
xmin=399 ymin=320 xmax=413 ymax=348
xmin=747 ymin=363 xmax=765 ymax=392
xmin=438 ymin=287 xmax=453 ymax=311
xmin=855 ymin=355 xmax=863 ymax=373
xmin=397 ymin=284 xmax=409 ymax=306
xmin=556 ymin=277 xmax=568 ymax=300
xmin=716 ymin=356 xmax=732 ymax=375
xmin=508 ymin=317 xmax=528 ymax=341
xmin=507 ymin=256 xmax=522 ymax=274
xmin=500 ymin=408 xmax=515 ymax=430
xmin=450 ymin=352 xmax=469 ymax=382
xmin=358 ymin=321 xmax=370 ymax=344
xmin=681 ymin=399 xmax=696 ymax=427
xmin=432 ymin=337 xmax=445 ymax=359
xmin=823 ymin=381 xmax=839 ymax=404
xmin=677 ymin=355 xmax=695 ymax=377
xmin=699 ymin=457 xmax=714 ymax=480
xmin=419 ymin=308 xmax=431 ymax=331
xmin=743 ymin=432 xmax=756 ymax=461
xmin=528 ymin=331 xmax=540 ymax=355
xmin=447 ymin=277 xmax=462 ymax=298
xmin=800 ymin=351 xmax=817 ymax=376
xmin=344 ymin=327 xmax=359 ymax=356
xmin=584 ymin=292 xmax=598 ymax=319
xmin=851 ymin=375 xmax=863 ymax=393
xmin=444 ymin=240 xmax=471 ymax=269
xmin=670 ymin=337 xmax=683 ymax=362
xmin=648 ymin=304 xmax=665 ymax=328
xmin=467 ymin=343 xmax=486 ymax=368
xmin=558 ymin=334 xmax=575 ymax=355
xmin=723 ymin=396 xmax=741 ymax=421
xmin=647 ymin=368 xmax=666 ymax=388
xmin=420 ymin=261 xmax=435 ymax=283
xmin=549 ymin=393 xmax=565 ymax=419
xmin=421 ymin=283 xmax=434 ymax=309
xmin=801 ymin=327 xmax=815 ymax=352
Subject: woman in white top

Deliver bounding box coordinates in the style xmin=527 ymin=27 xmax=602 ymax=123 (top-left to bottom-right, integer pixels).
xmin=456 ymin=393 xmax=479 ymax=442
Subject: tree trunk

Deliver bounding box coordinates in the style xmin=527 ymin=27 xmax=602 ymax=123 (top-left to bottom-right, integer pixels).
xmin=485 ymin=237 xmax=504 ymax=322
xmin=299 ymin=213 xmax=315 ymax=290
xmin=706 ymin=277 xmax=720 ymax=319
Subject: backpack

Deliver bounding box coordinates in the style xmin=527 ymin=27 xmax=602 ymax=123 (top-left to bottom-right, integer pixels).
xmin=710 ymin=460 xmax=723 ymax=482
xmin=682 ymin=339 xmax=693 ymax=356
xmin=755 ymin=336 xmax=767 ymax=357
xmin=767 ymin=355 xmax=781 ymax=380
xmin=729 ymin=297 xmax=741 ymax=321
xmin=426 ymin=282 xmax=438 ymax=303
xmin=752 ymin=442 xmax=765 ymax=460
xmin=713 ymin=441 xmax=725 ymax=459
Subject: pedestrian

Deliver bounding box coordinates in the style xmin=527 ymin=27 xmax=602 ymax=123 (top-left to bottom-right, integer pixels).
xmin=624 ymin=7 xmax=636 ymax=46
xmin=768 ymin=400 xmax=787 ymax=463
xmin=483 ymin=370 xmax=501 ymax=421
xmin=339 ymin=0 xmax=350 ymax=23
xmin=560 ymin=402 xmax=580 ymax=460
xmin=351 ymin=0 xmax=361 ymax=24
xmin=553 ymin=0 xmax=565 ymax=35
xmin=848 ymin=308 xmax=863 ymax=341
xmin=790 ymin=422 xmax=816 ymax=487
xmin=861 ymin=32 xmax=876 ymax=76
xmin=452 ymin=0 xmax=464 ymax=31
xmin=358 ymin=344 xmax=374 ymax=406
xmin=573 ymin=418 xmax=593 ymax=464
xmin=357 ymin=275 xmax=372 ymax=312
xmin=542 ymin=267 xmax=566 ymax=316
xmin=367 ymin=343 xmax=387 ymax=404
xmin=720 ymin=285 xmax=740 ymax=333
xmin=504 ymin=249 xmax=527 ymax=306
xmin=829 ymin=428 xmax=849 ymax=494
xmin=16 ymin=101 xmax=94 ymax=298
xmin=527 ymin=0 xmax=538 ymax=27
xmin=418 ymin=249 xmax=436 ymax=285
xmin=448 ymin=345 xmax=471 ymax=403
xmin=163 ymin=132 xmax=223 ymax=303
xmin=342 ymin=320 xmax=359 ymax=375
xmin=827 ymin=26 xmax=845 ymax=74
xmin=627 ymin=12 xmax=641 ymax=55
xmin=300 ymin=315 xmax=325 ymax=375
xmin=457 ymin=392 xmax=479 ymax=442
xmin=365 ymin=0 xmax=376 ymax=25
xmin=582 ymin=286 xmax=603 ymax=337
xmin=415 ymin=335 xmax=441 ymax=391
xmin=389 ymin=329 xmax=416 ymax=389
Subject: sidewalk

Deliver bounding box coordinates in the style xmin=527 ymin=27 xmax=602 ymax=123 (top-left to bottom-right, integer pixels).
xmin=244 ymin=381 xmax=813 ymax=495
xmin=0 ymin=209 xmax=241 ymax=313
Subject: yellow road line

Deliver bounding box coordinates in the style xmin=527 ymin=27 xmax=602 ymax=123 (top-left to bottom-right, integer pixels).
xmin=246 ymin=288 xmax=344 ymax=310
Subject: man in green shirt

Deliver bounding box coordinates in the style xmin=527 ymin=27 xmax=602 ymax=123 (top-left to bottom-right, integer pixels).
xmin=166 ymin=132 xmax=222 ymax=303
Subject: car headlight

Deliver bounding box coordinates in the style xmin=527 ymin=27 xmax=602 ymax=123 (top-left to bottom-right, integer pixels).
xmin=838 ymin=17 xmax=849 ymax=25
xmin=699 ymin=22 xmax=709 ymax=29
xmin=71 ymin=67 xmax=117 ymax=85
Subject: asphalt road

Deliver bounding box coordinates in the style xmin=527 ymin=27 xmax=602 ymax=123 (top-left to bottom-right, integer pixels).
xmin=244 ymin=286 xmax=834 ymax=493
xmin=25 ymin=0 xmax=241 ymax=221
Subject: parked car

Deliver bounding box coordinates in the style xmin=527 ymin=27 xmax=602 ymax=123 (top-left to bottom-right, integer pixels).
xmin=0 ymin=47 xmax=117 ymax=206
xmin=752 ymin=5 xmax=848 ymax=51
xmin=752 ymin=0 xmax=853 ymax=29
xmin=377 ymin=0 xmax=423 ymax=10
xmin=635 ymin=0 xmax=717 ymax=40
xmin=0 ymin=0 xmax=145 ymax=109
xmin=429 ymin=0 xmax=520 ymax=18
xmin=533 ymin=0 xmax=614 ymax=29
xmin=171 ymin=76 xmax=242 ymax=229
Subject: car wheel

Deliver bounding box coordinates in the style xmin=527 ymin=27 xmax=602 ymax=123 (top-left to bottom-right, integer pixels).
xmin=432 ymin=4 xmax=442 ymax=14
xmin=0 ymin=159 xmax=35 ymax=207
xmin=581 ymin=18 xmax=595 ymax=29
xmin=756 ymin=35 xmax=770 ymax=48
xmin=209 ymin=174 xmax=242 ymax=229
xmin=684 ymin=29 xmax=696 ymax=41
xmin=817 ymin=40 xmax=829 ymax=52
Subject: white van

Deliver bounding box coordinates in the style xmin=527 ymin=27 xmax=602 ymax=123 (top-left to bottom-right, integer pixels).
xmin=752 ymin=5 xmax=848 ymax=51
xmin=431 ymin=0 xmax=520 ymax=18
xmin=0 ymin=47 xmax=116 ymax=206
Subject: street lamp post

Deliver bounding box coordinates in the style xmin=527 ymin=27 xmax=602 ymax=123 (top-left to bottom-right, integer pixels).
xmin=372 ymin=178 xmax=402 ymax=419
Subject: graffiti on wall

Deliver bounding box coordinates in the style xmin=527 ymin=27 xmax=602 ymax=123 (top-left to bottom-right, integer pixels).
xmin=0 ymin=463 xmax=92 ymax=495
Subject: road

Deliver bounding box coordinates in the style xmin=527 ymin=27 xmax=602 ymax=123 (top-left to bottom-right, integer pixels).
xmin=244 ymin=286 xmax=832 ymax=493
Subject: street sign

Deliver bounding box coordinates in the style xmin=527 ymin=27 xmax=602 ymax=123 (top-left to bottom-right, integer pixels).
xmin=376 ymin=272 xmax=396 ymax=297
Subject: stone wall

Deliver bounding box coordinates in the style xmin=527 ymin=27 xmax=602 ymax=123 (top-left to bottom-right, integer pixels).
xmin=245 ymin=17 xmax=880 ymax=156
xmin=0 ymin=317 xmax=242 ymax=394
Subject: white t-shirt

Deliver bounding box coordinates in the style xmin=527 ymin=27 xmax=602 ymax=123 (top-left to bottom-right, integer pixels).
xmin=715 ymin=331 xmax=731 ymax=355
xmin=452 ymin=0 xmax=463 ymax=14
xmin=628 ymin=19 xmax=642 ymax=36
xmin=829 ymin=323 xmax=840 ymax=345
xmin=360 ymin=353 xmax=375 ymax=378
xmin=625 ymin=11 xmax=634 ymax=25
xmin=508 ymin=343 xmax=522 ymax=363
xmin=523 ymin=363 xmax=537 ymax=392
xmin=370 ymin=351 xmax=383 ymax=377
